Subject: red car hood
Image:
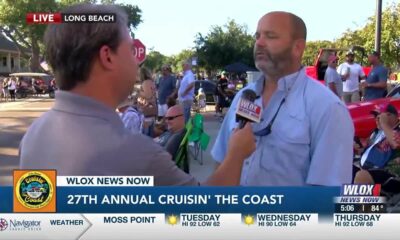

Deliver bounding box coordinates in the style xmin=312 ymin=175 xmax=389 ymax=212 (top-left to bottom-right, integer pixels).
xmin=347 ymin=98 xmax=400 ymax=139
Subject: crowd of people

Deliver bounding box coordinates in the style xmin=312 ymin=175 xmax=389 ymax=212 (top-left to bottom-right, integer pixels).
xmin=324 ymin=49 xmax=388 ymax=103
xmin=1 ymin=77 xmax=17 ymax=101
xmin=16 ymin=2 xmax=400 ymax=199
xmin=322 ymin=47 xmax=400 ymax=195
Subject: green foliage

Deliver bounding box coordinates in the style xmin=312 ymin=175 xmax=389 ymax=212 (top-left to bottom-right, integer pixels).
xmin=335 ymin=2 xmax=400 ymax=68
xmin=143 ymin=51 xmax=168 ymax=73
xmin=0 ymin=0 xmax=142 ymax=71
xmin=167 ymin=49 xmax=195 ymax=74
xmin=194 ymin=19 xmax=254 ymax=73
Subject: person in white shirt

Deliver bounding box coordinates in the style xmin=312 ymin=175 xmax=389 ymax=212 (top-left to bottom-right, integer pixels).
xmin=8 ymin=77 xmax=17 ymax=101
xmin=178 ymin=61 xmax=195 ymax=123
xmin=337 ymin=51 xmax=366 ymax=103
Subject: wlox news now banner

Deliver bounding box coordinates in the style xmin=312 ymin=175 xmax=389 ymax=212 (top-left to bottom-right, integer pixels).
xmin=0 ymin=170 xmax=399 ymax=240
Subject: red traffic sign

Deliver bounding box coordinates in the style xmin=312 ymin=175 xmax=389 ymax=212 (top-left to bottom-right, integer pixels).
xmin=133 ymin=39 xmax=146 ymax=64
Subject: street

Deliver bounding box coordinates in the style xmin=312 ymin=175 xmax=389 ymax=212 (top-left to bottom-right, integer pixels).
xmin=0 ymin=98 xmax=219 ymax=186
xmin=0 ymin=97 xmax=54 ymax=186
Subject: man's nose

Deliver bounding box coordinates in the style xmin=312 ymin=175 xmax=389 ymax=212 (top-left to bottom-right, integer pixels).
xmin=255 ymin=36 xmax=266 ymax=48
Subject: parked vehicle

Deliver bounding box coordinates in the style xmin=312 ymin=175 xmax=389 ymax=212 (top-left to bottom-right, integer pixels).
xmin=194 ymin=80 xmax=216 ymax=104
xmin=305 ymin=46 xmax=371 ymax=83
xmin=349 ymin=83 xmax=400 ymax=139
xmin=9 ymin=72 xmax=54 ymax=98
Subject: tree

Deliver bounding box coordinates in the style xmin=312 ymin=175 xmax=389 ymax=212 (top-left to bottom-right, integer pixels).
xmin=143 ymin=51 xmax=167 ymax=73
xmin=195 ymin=19 xmax=254 ymax=74
xmin=334 ymin=2 xmax=400 ymax=68
xmin=0 ymin=0 xmax=142 ymax=72
xmin=0 ymin=0 xmax=59 ymax=72
xmin=167 ymin=49 xmax=195 ymax=74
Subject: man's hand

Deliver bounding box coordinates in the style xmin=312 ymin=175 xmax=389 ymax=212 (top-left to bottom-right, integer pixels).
xmin=227 ymin=123 xmax=256 ymax=161
xmin=360 ymin=81 xmax=368 ymax=89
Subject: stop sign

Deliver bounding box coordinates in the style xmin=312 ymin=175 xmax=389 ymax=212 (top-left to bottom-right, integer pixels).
xmin=133 ymin=39 xmax=146 ymax=64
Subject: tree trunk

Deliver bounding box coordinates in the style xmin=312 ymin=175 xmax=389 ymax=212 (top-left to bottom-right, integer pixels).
xmin=30 ymin=39 xmax=41 ymax=72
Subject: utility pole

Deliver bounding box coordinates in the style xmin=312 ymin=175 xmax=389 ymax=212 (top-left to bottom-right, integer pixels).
xmin=375 ymin=0 xmax=382 ymax=53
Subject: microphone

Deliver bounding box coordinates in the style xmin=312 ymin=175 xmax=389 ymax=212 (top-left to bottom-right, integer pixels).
xmin=235 ymin=89 xmax=262 ymax=129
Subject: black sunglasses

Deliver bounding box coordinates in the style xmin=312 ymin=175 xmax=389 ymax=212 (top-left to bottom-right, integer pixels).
xmin=254 ymin=98 xmax=285 ymax=136
xmin=165 ymin=114 xmax=183 ymax=121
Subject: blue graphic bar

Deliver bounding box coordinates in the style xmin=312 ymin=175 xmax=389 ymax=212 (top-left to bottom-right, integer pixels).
xmin=0 ymin=187 xmax=339 ymax=215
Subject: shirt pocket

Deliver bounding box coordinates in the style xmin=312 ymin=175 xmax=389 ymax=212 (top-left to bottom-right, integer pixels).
xmin=257 ymin=115 xmax=310 ymax=181
xmin=273 ymin=115 xmax=310 ymax=144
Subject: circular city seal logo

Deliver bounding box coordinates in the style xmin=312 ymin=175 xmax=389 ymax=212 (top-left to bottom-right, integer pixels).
xmin=15 ymin=171 xmax=54 ymax=210
xmin=0 ymin=218 xmax=8 ymax=231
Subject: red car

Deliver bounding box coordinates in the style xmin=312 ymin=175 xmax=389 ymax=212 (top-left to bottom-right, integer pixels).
xmin=348 ymin=84 xmax=400 ymax=139
xmin=305 ymin=46 xmax=371 ymax=83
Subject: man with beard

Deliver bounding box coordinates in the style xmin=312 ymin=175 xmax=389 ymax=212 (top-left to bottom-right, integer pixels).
xmin=211 ymin=11 xmax=354 ymax=186
xmin=360 ymin=51 xmax=388 ymax=101
xmin=19 ymin=3 xmax=256 ymax=186
xmin=337 ymin=51 xmax=366 ymax=103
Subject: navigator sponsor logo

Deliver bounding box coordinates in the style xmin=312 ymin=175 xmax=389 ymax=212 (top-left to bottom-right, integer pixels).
xmin=0 ymin=218 xmax=8 ymax=231
xmin=1 ymin=219 xmax=41 ymax=231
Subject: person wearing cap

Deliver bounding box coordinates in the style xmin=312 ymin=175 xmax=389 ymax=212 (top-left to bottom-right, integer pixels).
xmin=324 ymin=55 xmax=343 ymax=98
xmin=215 ymin=72 xmax=229 ymax=118
xmin=360 ymin=51 xmax=388 ymax=101
xmin=117 ymin=96 xmax=144 ymax=134
xmin=353 ymin=103 xmax=400 ymax=193
xmin=337 ymin=50 xmax=366 ymax=103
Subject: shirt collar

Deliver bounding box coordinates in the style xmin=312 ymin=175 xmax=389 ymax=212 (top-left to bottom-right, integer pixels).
xmin=254 ymin=67 xmax=305 ymax=96
xmin=53 ymin=91 xmax=123 ymax=126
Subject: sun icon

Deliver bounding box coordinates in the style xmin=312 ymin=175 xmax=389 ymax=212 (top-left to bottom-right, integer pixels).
xmin=167 ymin=215 xmax=178 ymax=225
xmin=243 ymin=215 xmax=255 ymax=225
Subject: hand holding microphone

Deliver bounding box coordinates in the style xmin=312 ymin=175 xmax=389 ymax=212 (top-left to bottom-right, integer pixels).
xmin=235 ymin=89 xmax=262 ymax=129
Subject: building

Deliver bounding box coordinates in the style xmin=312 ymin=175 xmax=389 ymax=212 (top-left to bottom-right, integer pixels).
xmin=0 ymin=34 xmax=30 ymax=76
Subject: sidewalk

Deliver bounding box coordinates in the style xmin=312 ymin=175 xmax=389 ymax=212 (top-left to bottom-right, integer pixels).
xmin=188 ymin=107 xmax=222 ymax=182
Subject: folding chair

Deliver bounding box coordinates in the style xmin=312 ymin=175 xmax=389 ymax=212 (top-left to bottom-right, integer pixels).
xmin=174 ymin=128 xmax=190 ymax=173
xmin=187 ymin=113 xmax=210 ymax=165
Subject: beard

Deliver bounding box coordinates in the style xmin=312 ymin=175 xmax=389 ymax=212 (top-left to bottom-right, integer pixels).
xmin=254 ymin=45 xmax=294 ymax=77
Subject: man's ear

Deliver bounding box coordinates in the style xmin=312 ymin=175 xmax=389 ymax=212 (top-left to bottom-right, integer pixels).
xmin=293 ymin=39 xmax=306 ymax=59
xmin=98 ymin=45 xmax=116 ymax=70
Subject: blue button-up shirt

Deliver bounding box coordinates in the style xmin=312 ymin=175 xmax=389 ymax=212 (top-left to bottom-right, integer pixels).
xmin=211 ymin=68 xmax=354 ymax=186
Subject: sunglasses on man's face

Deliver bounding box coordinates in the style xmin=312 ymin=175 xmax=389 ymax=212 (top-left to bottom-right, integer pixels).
xmin=165 ymin=114 xmax=183 ymax=121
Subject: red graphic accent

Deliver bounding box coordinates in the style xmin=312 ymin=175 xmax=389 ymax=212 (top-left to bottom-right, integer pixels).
xmin=26 ymin=13 xmax=61 ymax=24
xmin=372 ymin=184 xmax=381 ymax=196
xmin=255 ymin=106 xmax=261 ymax=114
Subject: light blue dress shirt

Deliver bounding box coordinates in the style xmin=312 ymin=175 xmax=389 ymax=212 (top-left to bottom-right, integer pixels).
xmin=211 ymin=68 xmax=354 ymax=186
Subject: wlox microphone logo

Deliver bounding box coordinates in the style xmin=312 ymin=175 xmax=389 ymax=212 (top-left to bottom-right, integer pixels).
xmin=341 ymin=184 xmax=381 ymax=196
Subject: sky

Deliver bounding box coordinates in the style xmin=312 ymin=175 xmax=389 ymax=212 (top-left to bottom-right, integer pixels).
xmin=122 ymin=0 xmax=399 ymax=56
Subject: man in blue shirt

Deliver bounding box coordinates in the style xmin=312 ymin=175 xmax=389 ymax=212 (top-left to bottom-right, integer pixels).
xmin=211 ymin=11 xmax=354 ymax=186
xmin=157 ymin=65 xmax=176 ymax=120
xmin=361 ymin=51 xmax=388 ymax=101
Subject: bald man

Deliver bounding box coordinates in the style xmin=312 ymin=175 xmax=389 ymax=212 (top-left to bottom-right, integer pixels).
xmin=212 ymin=11 xmax=354 ymax=186
xmin=155 ymin=105 xmax=186 ymax=162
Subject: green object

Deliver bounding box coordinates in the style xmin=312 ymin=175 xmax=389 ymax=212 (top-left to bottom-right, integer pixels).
xmin=174 ymin=127 xmax=191 ymax=173
xmin=188 ymin=113 xmax=210 ymax=150
xmin=174 ymin=113 xmax=210 ymax=172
